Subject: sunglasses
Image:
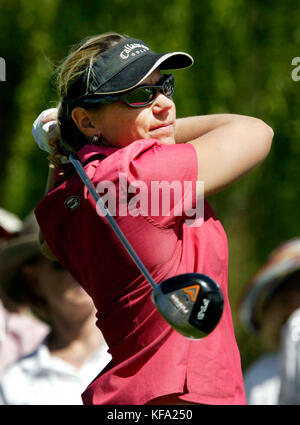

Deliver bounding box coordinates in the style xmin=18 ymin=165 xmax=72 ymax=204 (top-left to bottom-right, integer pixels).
xmin=82 ymin=74 xmax=175 ymax=108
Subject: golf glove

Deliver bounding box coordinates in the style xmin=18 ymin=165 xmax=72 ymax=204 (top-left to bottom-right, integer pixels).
xmin=32 ymin=108 xmax=70 ymax=164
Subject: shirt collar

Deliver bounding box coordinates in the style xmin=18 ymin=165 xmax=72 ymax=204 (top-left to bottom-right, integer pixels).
xmin=77 ymin=144 xmax=119 ymax=164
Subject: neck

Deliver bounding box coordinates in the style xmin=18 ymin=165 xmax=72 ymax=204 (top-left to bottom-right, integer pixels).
xmin=47 ymin=309 xmax=104 ymax=369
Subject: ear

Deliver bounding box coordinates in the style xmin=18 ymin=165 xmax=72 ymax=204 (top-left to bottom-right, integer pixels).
xmin=71 ymin=107 xmax=98 ymax=138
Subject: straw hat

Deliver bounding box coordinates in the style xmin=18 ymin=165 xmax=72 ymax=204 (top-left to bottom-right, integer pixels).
xmin=0 ymin=211 xmax=42 ymax=307
xmin=239 ymin=238 xmax=300 ymax=334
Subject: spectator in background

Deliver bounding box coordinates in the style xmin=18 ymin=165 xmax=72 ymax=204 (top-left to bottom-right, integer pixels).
xmin=239 ymin=238 xmax=300 ymax=405
xmin=0 ymin=208 xmax=49 ymax=373
xmin=0 ymin=212 xmax=111 ymax=405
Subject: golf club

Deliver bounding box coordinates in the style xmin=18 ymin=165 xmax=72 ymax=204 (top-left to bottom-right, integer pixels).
xmin=69 ymin=153 xmax=224 ymax=339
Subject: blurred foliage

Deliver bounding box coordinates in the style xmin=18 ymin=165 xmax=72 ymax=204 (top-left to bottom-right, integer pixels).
xmin=0 ymin=0 xmax=299 ymax=372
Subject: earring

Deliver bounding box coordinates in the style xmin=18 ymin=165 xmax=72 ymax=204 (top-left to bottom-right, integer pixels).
xmin=92 ymin=134 xmax=100 ymax=144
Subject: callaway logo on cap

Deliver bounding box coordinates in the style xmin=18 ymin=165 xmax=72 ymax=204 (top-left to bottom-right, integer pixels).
xmin=120 ymin=43 xmax=149 ymax=59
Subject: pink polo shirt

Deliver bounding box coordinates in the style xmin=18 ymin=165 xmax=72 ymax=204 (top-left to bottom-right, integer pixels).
xmin=35 ymin=139 xmax=246 ymax=405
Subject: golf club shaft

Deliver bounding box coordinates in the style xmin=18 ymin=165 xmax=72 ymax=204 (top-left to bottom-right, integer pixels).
xmin=69 ymin=154 xmax=157 ymax=289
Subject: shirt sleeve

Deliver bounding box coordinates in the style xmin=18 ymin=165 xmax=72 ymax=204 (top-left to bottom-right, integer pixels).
xmin=118 ymin=139 xmax=201 ymax=227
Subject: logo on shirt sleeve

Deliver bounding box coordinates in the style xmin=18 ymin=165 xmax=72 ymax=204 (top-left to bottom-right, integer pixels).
xmin=65 ymin=196 xmax=80 ymax=211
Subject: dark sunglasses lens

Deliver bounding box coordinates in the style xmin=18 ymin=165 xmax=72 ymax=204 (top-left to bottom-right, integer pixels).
xmin=123 ymin=87 xmax=155 ymax=106
xmin=122 ymin=75 xmax=175 ymax=107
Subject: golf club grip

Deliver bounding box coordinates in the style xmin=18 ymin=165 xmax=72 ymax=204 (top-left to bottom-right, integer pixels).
xmin=69 ymin=154 xmax=157 ymax=289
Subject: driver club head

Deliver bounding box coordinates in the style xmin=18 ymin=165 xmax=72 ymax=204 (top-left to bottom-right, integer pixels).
xmin=152 ymin=273 xmax=224 ymax=339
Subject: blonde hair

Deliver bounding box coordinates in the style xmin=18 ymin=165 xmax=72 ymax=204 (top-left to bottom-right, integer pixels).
xmin=57 ymin=32 xmax=127 ymax=99
xmin=53 ymin=32 xmax=128 ymax=159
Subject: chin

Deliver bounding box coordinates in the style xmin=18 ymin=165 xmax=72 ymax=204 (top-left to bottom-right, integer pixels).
xmin=158 ymin=136 xmax=176 ymax=145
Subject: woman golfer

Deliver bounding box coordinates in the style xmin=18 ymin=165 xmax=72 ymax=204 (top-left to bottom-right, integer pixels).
xmin=34 ymin=32 xmax=273 ymax=405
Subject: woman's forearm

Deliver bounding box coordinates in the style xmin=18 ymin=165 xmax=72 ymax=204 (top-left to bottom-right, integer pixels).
xmin=175 ymin=114 xmax=256 ymax=144
xmin=183 ymin=114 xmax=273 ymax=197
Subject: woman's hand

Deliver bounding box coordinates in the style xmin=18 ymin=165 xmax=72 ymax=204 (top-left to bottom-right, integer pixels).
xmin=32 ymin=108 xmax=59 ymax=153
xmin=32 ymin=107 xmax=69 ymax=165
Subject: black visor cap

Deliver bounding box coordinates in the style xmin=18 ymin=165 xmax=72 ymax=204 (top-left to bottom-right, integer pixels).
xmin=66 ymin=38 xmax=193 ymax=102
